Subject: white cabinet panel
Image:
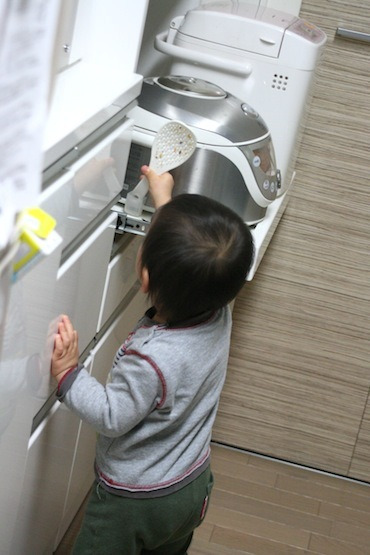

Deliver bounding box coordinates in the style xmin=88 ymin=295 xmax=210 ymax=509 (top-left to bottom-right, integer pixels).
xmin=98 ymin=235 xmax=143 ymax=330
xmin=10 ymin=401 xmax=81 ymax=555
xmin=0 ymin=242 xmax=62 ymax=554
xmin=44 ymin=1 xmax=149 ymax=158
xmin=111 ymin=289 xmax=148 ymax=344
xmin=64 ymin=119 xmax=133 ymax=216
xmin=55 ymin=212 xmax=117 ymax=354
xmin=39 ymin=170 xmax=75 ymax=249
xmin=40 ymin=119 xmax=133 ymax=251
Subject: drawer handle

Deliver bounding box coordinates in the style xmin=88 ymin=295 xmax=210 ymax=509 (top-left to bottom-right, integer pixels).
xmin=335 ymin=27 xmax=370 ymax=43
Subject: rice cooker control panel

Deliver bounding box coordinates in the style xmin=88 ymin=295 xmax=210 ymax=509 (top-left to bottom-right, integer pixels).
xmin=240 ymin=139 xmax=280 ymax=201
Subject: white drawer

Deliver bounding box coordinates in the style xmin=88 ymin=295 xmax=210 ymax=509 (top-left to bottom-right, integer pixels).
xmin=39 ymin=170 xmax=76 ymax=249
xmin=40 ymin=118 xmax=133 ymax=250
xmin=1 ymin=237 xmax=63 ymax=425
xmin=56 ymin=212 xmax=117 ymax=353
xmin=0 ymin=242 xmax=60 ymax=552
xmin=97 ymin=235 xmax=143 ymax=331
xmin=11 ymin=400 xmax=81 ymax=555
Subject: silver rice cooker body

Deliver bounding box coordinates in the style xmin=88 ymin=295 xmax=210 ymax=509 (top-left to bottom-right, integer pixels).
xmin=125 ymin=76 xmax=280 ymax=225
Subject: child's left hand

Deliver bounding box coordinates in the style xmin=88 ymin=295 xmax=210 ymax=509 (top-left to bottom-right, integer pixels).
xmin=51 ymin=315 xmax=79 ymax=382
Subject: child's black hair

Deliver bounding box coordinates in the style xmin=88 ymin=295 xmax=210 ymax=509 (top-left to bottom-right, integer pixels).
xmin=141 ymin=194 xmax=254 ymax=323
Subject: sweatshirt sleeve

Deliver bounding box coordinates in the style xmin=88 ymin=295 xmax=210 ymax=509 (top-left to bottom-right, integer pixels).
xmin=62 ymin=352 xmax=164 ymax=437
xmin=56 ymin=364 xmax=84 ymax=400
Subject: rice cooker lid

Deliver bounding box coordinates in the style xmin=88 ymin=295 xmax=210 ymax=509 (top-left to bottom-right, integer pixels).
xmin=156 ymin=75 xmax=227 ymax=98
xmin=138 ymin=76 xmax=269 ymax=143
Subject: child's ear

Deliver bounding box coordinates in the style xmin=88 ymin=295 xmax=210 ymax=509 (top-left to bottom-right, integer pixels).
xmin=140 ymin=267 xmax=150 ymax=294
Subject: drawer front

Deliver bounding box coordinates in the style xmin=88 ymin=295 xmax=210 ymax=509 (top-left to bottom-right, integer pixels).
xmin=0 ymin=237 xmax=63 ymax=432
xmin=97 ymin=235 xmax=143 ymax=331
xmin=40 ymin=118 xmax=133 ymax=250
xmin=0 ymin=242 xmax=61 ymax=553
xmin=11 ymin=399 xmax=82 ymax=555
xmin=39 ymin=170 xmax=76 ymax=250
xmin=56 ymin=212 xmax=117 ymax=353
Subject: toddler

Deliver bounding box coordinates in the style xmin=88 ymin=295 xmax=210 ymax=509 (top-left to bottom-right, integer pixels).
xmin=51 ymin=165 xmax=254 ymax=554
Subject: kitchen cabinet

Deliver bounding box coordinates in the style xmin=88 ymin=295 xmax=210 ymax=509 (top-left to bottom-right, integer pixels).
xmin=0 ymin=244 xmax=62 ymax=555
xmin=0 ymin=3 xmax=150 ymax=553
xmin=44 ymin=0 xmax=149 ymax=165
xmin=10 ymin=399 xmax=82 ymax=555
xmin=213 ymin=0 xmax=370 ymax=481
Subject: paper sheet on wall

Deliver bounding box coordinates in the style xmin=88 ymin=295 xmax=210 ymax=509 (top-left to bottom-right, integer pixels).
xmin=0 ymin=0 xmax=60 ymax=251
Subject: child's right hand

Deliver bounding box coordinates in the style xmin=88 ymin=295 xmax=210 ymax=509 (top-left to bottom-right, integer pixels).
xmin=51 ymin=315 xmax=79 ymax=383
xmin=141 ymin=165 xmax=174 ymax=209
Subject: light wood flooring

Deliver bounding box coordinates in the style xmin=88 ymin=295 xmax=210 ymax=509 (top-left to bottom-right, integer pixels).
xmin=55 ymin=443 xmax=370 ymax=554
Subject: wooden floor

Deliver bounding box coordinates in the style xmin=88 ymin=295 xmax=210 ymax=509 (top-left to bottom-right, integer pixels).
xmin=55 ymin=443 xmax=370 ymax=554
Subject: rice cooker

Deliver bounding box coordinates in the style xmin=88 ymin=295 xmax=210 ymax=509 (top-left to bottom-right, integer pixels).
xmin=125 ymin=75 xmax=280 ymax=225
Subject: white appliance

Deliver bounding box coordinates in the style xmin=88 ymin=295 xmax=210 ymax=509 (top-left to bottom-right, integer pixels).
xmin=152 ymin=1 xmax=327 ymax=276
xmin=155 ymin=1 xmax=327 ymax=195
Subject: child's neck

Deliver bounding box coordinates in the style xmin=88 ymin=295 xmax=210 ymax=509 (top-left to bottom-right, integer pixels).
xmin=152 ymin=309 xmax=167 ymax=324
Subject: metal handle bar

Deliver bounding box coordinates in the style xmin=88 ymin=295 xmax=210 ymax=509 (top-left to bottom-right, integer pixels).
xmin=336 ymin=27 xmax=370 ymax=43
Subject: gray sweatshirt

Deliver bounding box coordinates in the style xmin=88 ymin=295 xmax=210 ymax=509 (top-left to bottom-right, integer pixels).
xmin=57 ymin=305 xmax=232 ymax=498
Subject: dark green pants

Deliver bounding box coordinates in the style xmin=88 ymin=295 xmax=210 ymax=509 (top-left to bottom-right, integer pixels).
xmin=73 ymin=467 xmax=213 ymax=555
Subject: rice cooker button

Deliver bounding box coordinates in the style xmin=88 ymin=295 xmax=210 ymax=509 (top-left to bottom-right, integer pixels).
xmin=263 ymin=180 xmax=270 ymax=190
xmin=270 ymin=182 xmax=276 ymax=193
xmin=241 ymin=103 xmax=259 ymax=118
xmin=253 ymin=156 xmax=261 ymax=167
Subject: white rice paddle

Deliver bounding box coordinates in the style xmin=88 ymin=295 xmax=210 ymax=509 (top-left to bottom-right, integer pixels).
xmin=125 ymin=120 xmax=197 ymax=216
